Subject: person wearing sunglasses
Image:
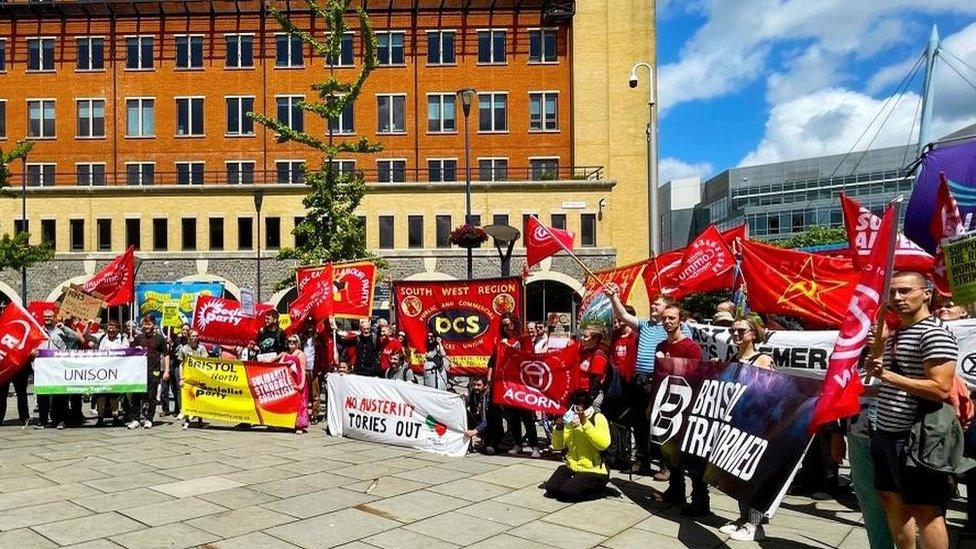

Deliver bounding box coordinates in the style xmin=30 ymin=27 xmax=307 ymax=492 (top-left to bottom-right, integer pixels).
xmin=278 ymin=335 xmax=310 ymax=434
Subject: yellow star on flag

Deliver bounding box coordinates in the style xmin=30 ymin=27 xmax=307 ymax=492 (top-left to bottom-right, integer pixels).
xmin=775 ymin=256 xmax=850 ymax=307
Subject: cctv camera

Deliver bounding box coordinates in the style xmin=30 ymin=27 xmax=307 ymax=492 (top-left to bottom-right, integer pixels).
xmin=629 ymin=76 xmax=638 ymax=88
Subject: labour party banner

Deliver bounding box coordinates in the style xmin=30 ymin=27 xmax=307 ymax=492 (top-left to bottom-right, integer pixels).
xmin=326 ymin=374 xmax=468 ymax=457
xmin=34 ymin=349 xmax=147 ymax=395
xmin=393 ymin=277 xmax=523 ymax=375
xmin=649 ymin=357 xmax=822 ymax=517
xmin=181 ymin=355 xmax=301 ymax=428
xmin=296 ymin=260 xmax=377 ymax=319
xmin=944 ymin=232 xmax=976 ymax=305
xmin=492 ymin=344 xmax=579 ymax=414
xmin=137 ymin=282 xmax=224 ymax=326
xmin=192 ymin=295 xmax=275 ymax=348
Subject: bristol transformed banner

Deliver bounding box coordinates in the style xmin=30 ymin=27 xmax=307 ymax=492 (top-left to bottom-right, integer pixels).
xmin=34 ymin=349 xmax=147 ymax=395
xmin=649 ymin=357 xmax=822 ymax=516
xmin=326 ymin=374 xmax=468 ymax=457
xmin=136 ymin=282 xmax=224 ymax=327
xmin=181 ymin=355 xmax=300 ymax=429
xmin=393 ymin=277 xmax=523 ymax=375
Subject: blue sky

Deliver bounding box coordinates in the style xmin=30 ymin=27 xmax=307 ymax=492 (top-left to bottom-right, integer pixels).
xmin=656 ymin=1 xmax=976 ymax=184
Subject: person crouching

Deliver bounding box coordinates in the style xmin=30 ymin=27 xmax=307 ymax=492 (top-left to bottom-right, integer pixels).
xmin=543 ymin=390 xmax=612 ymax=502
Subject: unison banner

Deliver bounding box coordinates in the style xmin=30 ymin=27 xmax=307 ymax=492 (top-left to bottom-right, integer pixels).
xmin=393 ymin=277 xmax=523 ymax=375
xmin=137 ymin=282 xmax=224 ymax=326
xmin=34 ymin=349 xmax=147 ymax=395
xmin=181 ymin=355 xmax=300 ymax=428
xmin=326 ymin=374 xmax=468 ymax=457
xmin=650 ymin=357 xmax=821 ymax=516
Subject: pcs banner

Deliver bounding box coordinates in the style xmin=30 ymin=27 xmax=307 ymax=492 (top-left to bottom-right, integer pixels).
xmin=137 ymin=282 xmax=224 ymax=327
xmin=393 ymin=277 xmax=523 ymax=375
xmin=650 ymin=357 xmax=822 ymax=517
xmin=181 ymin=355 xmax=300 ymax=429
xmin=34 ymin=349 xmax=147 ymax=395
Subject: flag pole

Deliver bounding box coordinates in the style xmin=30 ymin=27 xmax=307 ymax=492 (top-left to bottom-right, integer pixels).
xmin=530 ymin=215 xmax=604 ymax=286
xmin=869 ymin=196 xmax=903 ymax=359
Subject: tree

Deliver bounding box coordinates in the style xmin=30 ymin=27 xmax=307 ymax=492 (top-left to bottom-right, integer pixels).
xmin=249 ymin=0 xmax=383 ymax=289
xmin=0 ymin=141 xmax=54 ymax=274
xmin=768 ymin=225 xmax=847 ymax=250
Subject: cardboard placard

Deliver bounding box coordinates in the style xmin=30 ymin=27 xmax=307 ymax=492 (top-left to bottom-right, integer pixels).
xmin=161 ymin=301 xmax=182 ymax=328
xmin=58 ymin=285 xmax=103 ymax=321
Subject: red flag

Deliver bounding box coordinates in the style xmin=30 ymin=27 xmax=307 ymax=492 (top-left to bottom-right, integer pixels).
xmin=672 ymin=225 xmax=736 ymax=299
xmin=642 ymin=250 xmax=684 ymax=299
xmin=83 ymin=246 xmax=135 ymax=306
xmin=930 ymin=173 xmax=966 ymax=287
xmin=492 ymin=344 xmax=579 ymax=414
xmin=289 ymin=263 xmax=334 ymax=332
xmin=525 ymin=216 xmax=575 ymax=268
xmin=192 ymin=296 xmax=275 ymax=348
xmin=296 ymin=260 xmax=376 ymax=319
xmin=810 ymin=203 xmax=897 ymax=433
xmin=841 ymin=193 xmax=933 ymax=272
xmin=0 ymin=302 xmax=48 ymax=385
xmin=27 ymin=301 xmax=58 ymax=324
xmin=741 ymin=241 xmax=859 ymax=327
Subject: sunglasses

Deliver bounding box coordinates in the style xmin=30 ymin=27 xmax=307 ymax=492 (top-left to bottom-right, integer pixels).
xmin=730 ymin=328 xmax=750 ymax=335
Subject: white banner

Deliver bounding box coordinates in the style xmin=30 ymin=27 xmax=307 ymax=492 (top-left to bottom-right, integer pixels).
xmin=34 ymin=349 xmax=147 ymax=395
xmin=326 ymin=374 xmax=469 ymax=457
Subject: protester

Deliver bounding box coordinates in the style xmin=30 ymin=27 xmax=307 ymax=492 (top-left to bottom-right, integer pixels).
xmin=608 ymin=309 xmax=639 ymax=472
xmin=464 ymin=376 xmax=490 ymax=451
xmin=0 ymin=303 xmax=32 ymax=426
xmin=379 ymin=325 xmax=405 ymax=376
xmin=422 ymin=333 xmax=449 ymax=390
xmin=303 ymin=324 xmax=325 ymax=423
xmin=543 ymin=389 xmax=612 ymax=502
xmin=577 ymin=326 xmax=609 ymax=407
xmin=256 ymin=309 xmax=287 ymax=357
xmin=865 ymin=271 xmax=963 ymax=549
xmin=499 ymin=313 xmax=541 ymax=458
xmin=161 ymin=324 xmax=189 ymax=416
xmin=279 ymin=334 xmax=310 ymax=434
xmin=129 ymin=315 xmax=169 ymax=429
xmin=334 ymin=318 xmax=382 ymax=377
xmin=94 ymin=320 xmax=130 ymax=426
xmin=176 ymin=330 xmax=209 ymax=429
xmin=527 ymin=321 xmax=549 ymax=353
xmin=36 ymin=311 xmax=85 ymax=429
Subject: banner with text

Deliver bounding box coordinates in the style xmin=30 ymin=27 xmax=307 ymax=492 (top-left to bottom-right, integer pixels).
xmin=393 ymin=277 xmax=523 ymax=375
xmin=945 ymin=233 xmax=976 ymax=305
xmin=181 ymin=355 xmax=300 ymax=428
xmin=34 ymin=349 xmax=147 ymax=395
xmin=192 ymin=295 xmax=275 ymax=348
xmin=137 ymin=282 xmax=224 ymax=327
xmin=296 ymin=260 xmax=377 ymax=319
xmin=578 ymin=261 xmax=645 ymax=332
xmin=492 ymin=344 xmax=579 ymax=414
xmin=326 ymin=374 xmax=468 ymax=457
xmin=650 ymin=357 xmax=821 ymax=516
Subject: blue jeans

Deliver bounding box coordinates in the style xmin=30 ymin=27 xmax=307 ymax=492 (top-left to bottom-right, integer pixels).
xmin=160 ymin=366 xmax=180 ymax=414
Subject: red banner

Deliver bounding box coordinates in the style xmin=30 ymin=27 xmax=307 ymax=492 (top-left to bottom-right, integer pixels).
xmin=526 ymin=216 xmax=575 ymax=268
xmin=27 ymin=301 xmax=58 ymax=324
xmin=931 ymin=174 xmax=966 ymax=290
xmin=296 ymin=260 xmax=376 ymax=319
xmin=0 ymin=302 xmax=48 ymax=385
xmin=288 ymin=263 xmax=334 ymax=334
xmin=393 ymin=277 xmax=523 ymax=375
xmin=578 ymin=260 xmax=646 ymax=328
xmin=83 ymin=246 xmax=135 ymax=306
xmin=841 ymin=193 xmax=933 ymax=273
xmin=191 ymin=296 xmax=274 ymax=348
xmin=672 ymin=225 xmax=736 ymax=299
xmin=642 ymin=250 xmax=685 ymax=299
xmin=492 ymin=344 xmax=579 ymax=414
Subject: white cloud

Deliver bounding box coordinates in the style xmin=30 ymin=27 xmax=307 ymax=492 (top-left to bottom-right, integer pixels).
xmin=660 ymin=157 xmax=714 ymax=183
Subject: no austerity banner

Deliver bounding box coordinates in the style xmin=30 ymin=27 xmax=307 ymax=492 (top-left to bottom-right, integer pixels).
xmin=192 ymin=296 xmax=275 ymax=348
xmin=393 ymin=277 xmax=523 ymax=375
xmin=181 ymin=355 xmax=301 ymax=429
xmin=296 ymin=260 xmax=377 ymax=319
xmin=492 ymin=344 xmax=579 ymax=414
xmin=137 ymin=282 xmax=224 ymax=327
xmin=649 ymin=357 xmax=822 ymax=517
xmin=34 ymin=349 xmax=147 ymax=395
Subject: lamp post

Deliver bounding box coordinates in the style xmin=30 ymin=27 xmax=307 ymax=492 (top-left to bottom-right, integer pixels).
xmin=253 ymin=190 xmax=264 ymax=302
xmin=19 ymin=146 xmax=27 ymax=305
xmin=630 ymin=62 xmax=659 ymax=256
xmin=457 ymin=87 xmax=477 ymax=279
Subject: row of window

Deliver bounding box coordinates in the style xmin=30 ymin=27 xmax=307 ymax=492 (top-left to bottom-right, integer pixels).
xmin=22 ymin=157 xmax=560 ymax=186
xmin=0 ymin=91 xmax=559 ymax=140
xmin=18 ymin=211 xmax=595 ymax=253
xmin=0 ymin=29 xmax=557 ymax=72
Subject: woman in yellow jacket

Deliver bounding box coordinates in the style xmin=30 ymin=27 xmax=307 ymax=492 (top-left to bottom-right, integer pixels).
xmin=543 ymin=390 xmax=612 ymax=502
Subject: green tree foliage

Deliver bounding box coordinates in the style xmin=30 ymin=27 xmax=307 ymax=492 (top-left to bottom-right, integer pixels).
xmin=249 ymin=0 xmax=382 ymax=289
xmin=769 ymin=225 xmax=847 ymax=250
xmin=0 ymin=141 xmax=54 ymax=272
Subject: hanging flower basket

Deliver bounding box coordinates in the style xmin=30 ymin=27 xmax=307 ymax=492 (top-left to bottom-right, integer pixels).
xmin=449 ymin=224 xmax=489 ymax=248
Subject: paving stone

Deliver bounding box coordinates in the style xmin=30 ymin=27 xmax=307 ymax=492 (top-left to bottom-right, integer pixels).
xmin=219 ymin=454 xmax=294 ymax=470
xmin=265 ymin=507 xmax=400 ymax=548
xmin=0 ymin=482 xmax=100 ymax=511
xmin=602 ymin=525 xmax=726 ymax=549
xmin=206 ymin=531 xmax=303 ymax=549
xmin=118 ymin=496 xmax=228 ymax=526
xmin=471 ymin=463 xmax=552 ymax=489
xmin=542 ymin=498 xmax=649 ymax=536
xmin=404 ymin=511 xmax=511 ymax=545
xmin=508 ymin=520 xmax=608 ymax=549
xmin=71 ymin=488 xmax=174 ymax=513
xmin=0 ymin=473 xmax=57 ymax=492
xmin=342 ymin=476 xmax=431 ymax=498
xmin=333 ymin=462 xmax=418 ymax=481
xmin=110 ymin=522 xmax=220 ymax=549
xmin=630 ymin=513 xmax=729 ymax=545
xmin=250 ymin=472 xmax=353 ymax=498
xmin=84 ymin=472 xmax=177 ymax=493
xmin=363 ymin=527 xmax=460 ymax=549
xmin=62 ymin=540 xmax=125 ymax=549
xmin=0 ymin=500 xmax=93 ymax=531
xmin=358 ymin=490 xmax=469 ymax=522
xmin=148 ymin=475 xmax=244 ymax=498
xmin=31 ymin=512 xmax=143 ymax=546
xmin=466 ymin=533 xmax=556 ymax=549
xmin=491 ymin=485 xmax=573 ymax=513
xmin=390 ymin=466 xmax=471 ymax=485
xmin=38 ymin=466 xmax=111 ymax=485
xmin=196 ymin=487 xmax=279 ymax=508
xmin=0 ymin=527 xmax=58 ymax=548
xmin=455 ymin=499 xmax=547 ymax=526
xmin=261 ymin=487 xmax=378 ymax=519
xmin=221 ymin=466 xmax=303 ymax=485
xmin=157 ymin=462 xmax=241 ymax=481
xmin=426 ymin=478 xmax=513 ymax=502
xmin=184 ymin=505 xmax=296 ymax=538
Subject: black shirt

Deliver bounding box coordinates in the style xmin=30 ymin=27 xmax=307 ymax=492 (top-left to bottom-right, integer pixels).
xmin=133 ymin=332 xmax=167 ymax=377
xmin=256 ymin=326 xmax=286 ymax=355
xmin=341 ymin=333 xmax=381 ymax=377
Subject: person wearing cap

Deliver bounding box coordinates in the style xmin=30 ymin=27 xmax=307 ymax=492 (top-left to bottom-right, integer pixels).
xmin=712 ymin=310 xmax=735 ymax=327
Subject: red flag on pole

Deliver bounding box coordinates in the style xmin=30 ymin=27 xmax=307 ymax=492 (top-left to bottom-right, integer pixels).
xmin=0 ymin=301 xmax=48 ymax=386
xmin=810 ymin=201 xmax=899 ymax=434
xmin=525 ymin=216 xmax=575 ymax=268
xmin=672 ymin=225 xmax=736 ymax=299
xmin=841 ymin=193 xmax=933 ymax=272
xmin=83 ymin=246 xmax=135 ymax=306
xmin=930 ymin=173 xmax=966 ymax=287
xmin=491 ymin=343 xmax=579 ymax=414
xmin=288 ymin=263 xmax=335 ymax=333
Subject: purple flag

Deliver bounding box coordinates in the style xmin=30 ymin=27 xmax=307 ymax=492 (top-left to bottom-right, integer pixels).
xmin=906 ymin=140 xmax=976 ymax=252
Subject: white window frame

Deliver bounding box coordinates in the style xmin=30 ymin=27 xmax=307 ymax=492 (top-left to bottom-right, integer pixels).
xmin=477 ymin=157 xmax=509 ymax=181
xmin=125 ymin=97 xmax=155 ymax=138
xmin=27 ymin=98 xmax=56 ymax=139
xmin=425 ymin=93 xmax=456 ymax=134
xmin=276 ymin=160 xmax=306 ymax=184
xmin=325 ymin=31 xmax=355 ymax=67
xmin=375 ymin=31 xmax=405 ymax=66
xmin=76 ymin=98 xmax=106 ymax=139
xmin=124 ymin=35 xmax=154 ymax=70
xmin=477 ymin=91 xmax=508 ymax=133
xmin=529 ymin=156 xmax=560 ymax=180
xmin=75 ymin=36 xmax=105 ymax=72
xmin=26 ymin=163 xmax=56 ymax=186
xmin=327 ymin=159 xmax=356 ymax=177
xmin=529 ymin=91 xmax=559 ymax=132
xmin=225 ymin=160 xmax=256 ymax=184
xmin=224 ymin=33 xmax=255 ymax=69
xmin=376 ymin=93 xmax=406 ymax=134
xmin=175 ymin=161 xmax=206 ymax=185
xmin=426 ymin=30 xmax=456 ymax=65
xmin=175 ymin=96 xmax=205 ymax=137
xmin=225 ymin=95 xmax=255 ymax=137
xmin=75 ymin=162 xmax=106 ymax=186
xmin=426 ymin=158 xmax=458 ymax=182
xmin=275 ymin=95 xmax=304 ymax=132
xmin=125 ymin=161 xmax=155 ymax=186
xmin=476 ymin=29 xmax=506 ymax=65
xmin=327 ymin=94 xmax=355 ymax=135
xmin=274 ymin=33 xmax=304 ymax=68
xmin=26 ymin=37 xmax=56 ymax=72
xmin=0 ymin=99 xmax=7 ymax=139
xmin=376 ymin=158 xmax=407 ymax=183
xmin=174 ymin=34 xmax=205 ymax=70
xmin=528 ymin=28 xmax=558 ymax=64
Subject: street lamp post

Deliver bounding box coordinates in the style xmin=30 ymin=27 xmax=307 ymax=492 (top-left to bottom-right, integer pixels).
xmin=253 ymin=190 xmax=264 ymax=302
xmin=20 ymin=153 xmax=27 ymax=305
xmin=630 ymin=62 xmax=659 ymax=256
xmin=457 ymin=87 xmax=477 ymax=279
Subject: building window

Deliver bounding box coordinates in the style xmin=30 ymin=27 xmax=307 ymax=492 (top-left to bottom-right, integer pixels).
xmin=326 ymin=32 xmax=354 ymax=66
xmin=176 ymin=162 xmax=205 ymax=185
xmin=530 ymin=158 xmax=559 ymax=180
xmin=126 ymin=98 xmax=154 ymax=137
xmin=27 ymin=99 xmax=56 ymax=138
xmin=152 ymin=218 xmax=167 ymax=251
xmin=76 ymin=37 xmax=104 ymax=70
xmin=226 ymin=96 xmax=254 ymax=136
xmin=226 ymin=161 xmax=254 ymax=184
xmin=377 ymin=94 xmax=406 ymax=134
xmin=126 ymin=36 xmax=153 ymax=69
xmin=529 ymin=92 xmax=558 ymax=131
xmin=238 ymin=217 xmax=254 ymax=250
xmin=377 ymin=160 xmax=406 ymax=183
xmin=581 ymin=213 xmax=596 ymax=247
xmin=477 ymin=30 xmax=505 ymax=64
xmin=176 ymin=97 xmax=204 ymax=136
xmin=126 ymin=163 xmax=155 ymax=186
xmin=225 ymin=34 xmax=253 ymax=68
xmin=478 ymin=93 xmax=507 ymax=132
xmin=408 ymin=215 xmax=423 ymax=249
xmin=0 ymin=101 xmax=5 ymax=138
xmin=0 ymin=40 xmax=6 ymax=71
xmin=175 ymin=35 xmax=204 ymax=69
xmin=275 ymin=34 xmax=303 ymax=67
xmin=26 ymin=163 xmax=55 ymax=186
xmin=328 ymin=159 xmax=355 ymax=177
xmin=551 ymin=213 xmax=566 ymax=230
xmin=478 ymin=158 xmax=508 ymax=181
xmin=76 ymin=163 xmax=105 ymax=186
xmin=427 ymin=159 xmax=456 ymax=182
xmin=265 ymin=217 xmax=281 ymax=249
xmin=435 ymin=215 xmax=451 ymax=248
xmin=209 ymin=218 xmax=224 ymax=250
xmin=357 ymin=216 xmax=366 ymax=242
xmin=70 ymin=219 xmax=85 ymax=251
xmin=76 ymin=99 xmax=105 ymax=138
xmin=13 ymin=220 xmax=29 ymax=237
xmin=97 ymin=218 xmax=112 ymax=251
xmin=276 ymin=161 xmax=305 ymax=184
xmin=529 ymin=29 xmax=557 ymax=63
xmin=181 ymin=218 xmax=197 ymax=250
xmin=492 ymin=214 xmax=509 ymax=227
xmin=276 ymin=95 xmax=304 ymax=132
xmin=470 ymin=214 xmax=481 ymax=227
xmin=41 ymin=219 xmax=56 ymax=249
xmin=27 ymin=38 xmax=55 ymax=71
xmin=327 ymin=97 xmax=354 ymax=134
xmin=427 ymin=31 xmax=455 ymax=65
xmin=378 ymin=215 xmax=394 ymax=249
xmin=426 ymin=94 xmax=456 ymax=133
xmin=293 ymin=216 xmax=307 ymax=248
xmin=376 ymin=32 xmax=404 ymax=65
xmin=125 ymin=218 xmax=141 ymax=250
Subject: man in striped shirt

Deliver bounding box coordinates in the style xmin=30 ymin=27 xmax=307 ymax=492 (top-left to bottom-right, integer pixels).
xmin=865 ymin=271 xmax=958 ymax=549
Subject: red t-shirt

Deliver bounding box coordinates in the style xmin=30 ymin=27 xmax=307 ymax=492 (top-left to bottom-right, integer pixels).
xmin=655 ymin=337 xmax=702 ymax=361
xmin=379 ymin=338 xmax=404 ymax=371
xmin=578 ymin=346 xmax=609 ymax=389
xmin=611 ymin=331 xmax=638 ymax=382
